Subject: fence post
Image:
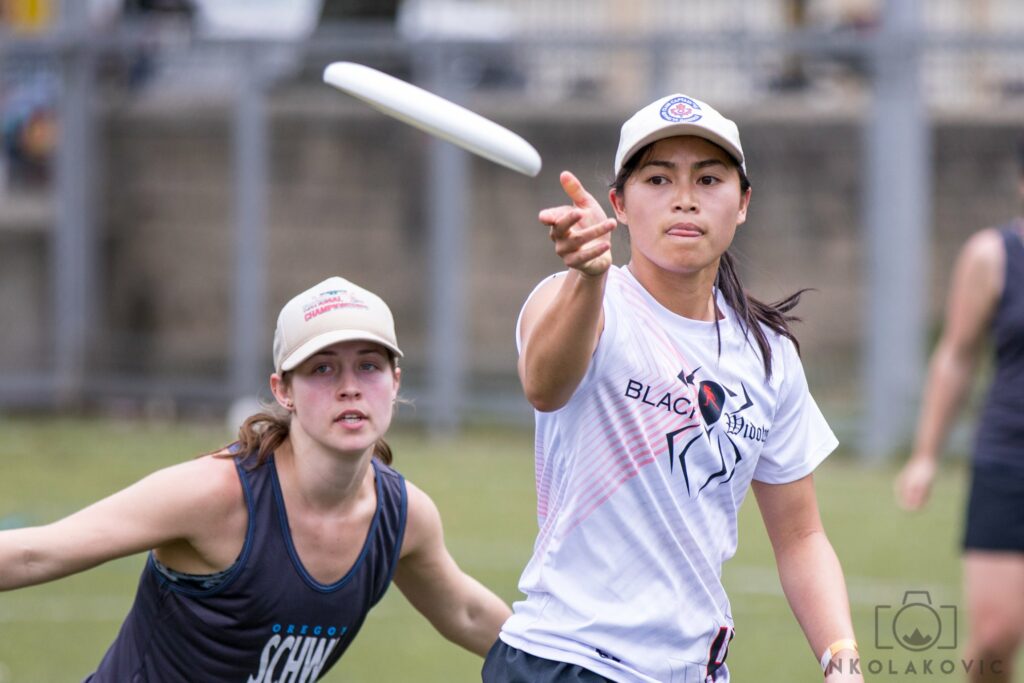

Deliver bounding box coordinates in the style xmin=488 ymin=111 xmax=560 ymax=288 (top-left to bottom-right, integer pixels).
xmin=860 ymin=0 xmax=930 ymax=461
xmin=231 ymin=47 xmax=270 ymax=404
xmin=53 ymin=0 xmax=97 ymax=407
xmin=423 ymin=44 xmax=469 ymax=436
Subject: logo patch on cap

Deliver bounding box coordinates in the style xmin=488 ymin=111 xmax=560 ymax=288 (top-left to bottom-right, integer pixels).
xmin=302 ymin=288 xmax=368 ymax=322
xmin=660 ymin=96 xmax=702 ymax=123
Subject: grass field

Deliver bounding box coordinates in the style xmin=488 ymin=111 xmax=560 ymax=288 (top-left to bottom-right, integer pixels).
xmin=0 ymin=416 xmax=1019 ymax=682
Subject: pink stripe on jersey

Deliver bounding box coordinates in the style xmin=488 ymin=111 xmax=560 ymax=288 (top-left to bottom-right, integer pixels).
xmin=532 ymin=268 xmax=715 ymax=535
xmin=528 ymin=267 xmax=720 ymax=553
xmin=535 ymin=432 xmax=550 ymax=518
xmin=564 ymin=378 xmax=698 ymax=512
xmin=556 ymin=371 xmax=700 ymax=522
xmin=616 ymin=270 xmax=702 ymax=378
xmin=563 ymin=451 xmax=659 ymax=536
xmin=563 ymin=395 xmax=700 ymax=532
xmin=560 ymin=435 xmax=660 ymax=534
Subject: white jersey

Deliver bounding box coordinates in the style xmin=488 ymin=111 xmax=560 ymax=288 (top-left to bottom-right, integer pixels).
xmin=500 ymin=266 xmax=837 ymax=683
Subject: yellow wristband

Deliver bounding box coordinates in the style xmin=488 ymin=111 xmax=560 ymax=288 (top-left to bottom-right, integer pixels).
xmin=820 ymin=638 xmax=858 ymax=673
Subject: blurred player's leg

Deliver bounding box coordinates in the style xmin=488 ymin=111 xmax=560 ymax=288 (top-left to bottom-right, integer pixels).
xmin=962 ymin=552 xmax=1024 ymax=683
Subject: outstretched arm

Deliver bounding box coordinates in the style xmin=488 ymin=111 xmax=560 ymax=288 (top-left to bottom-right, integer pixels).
xmin=753 ymin=475 xmax=863 ymax=682
xmin=0 ymin=456 xmax=243 ymax=591
xmin=895 ymin=229 xmax=1004 ymax=510
xmin=518 ymin=171 xmax=617 ymax=412
xmin=393 ymin=483 xmax=511 ymax=657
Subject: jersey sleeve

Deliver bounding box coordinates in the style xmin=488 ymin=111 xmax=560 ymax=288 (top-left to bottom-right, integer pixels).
xmin=515 ymin=273 xmax=562 ymax=354
xmin=752 ymin=338 xmax=838 ymax=484
xmin=514 ymin=270 xmax=617 ymax=401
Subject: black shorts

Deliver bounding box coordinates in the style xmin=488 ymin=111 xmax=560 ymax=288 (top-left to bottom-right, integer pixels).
xmin=962 ymin=461 xmax=1024 ymax=552
xmin=481 ymin=640 xmax=616 ymax=683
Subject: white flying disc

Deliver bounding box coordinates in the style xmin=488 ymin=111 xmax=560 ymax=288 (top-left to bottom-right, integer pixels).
xmin=323 ymin=61 xmax=542 ymax=177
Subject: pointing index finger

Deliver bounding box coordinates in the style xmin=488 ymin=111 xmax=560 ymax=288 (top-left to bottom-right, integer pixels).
xmin=559 ymin=171 xmax=597 ymax=209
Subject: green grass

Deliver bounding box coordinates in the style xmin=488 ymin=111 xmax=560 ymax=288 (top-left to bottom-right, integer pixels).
xmin=0 ymin=416 xmax=1018 ymax=682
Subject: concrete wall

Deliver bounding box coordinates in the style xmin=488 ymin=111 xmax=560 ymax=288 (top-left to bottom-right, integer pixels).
xmin=2 ymin=88 xmax=1021 ymax=414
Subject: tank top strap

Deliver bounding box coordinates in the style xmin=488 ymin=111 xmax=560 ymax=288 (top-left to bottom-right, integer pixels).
xmin=998 ymin=222 xmax=1024 ymax=304
xmin=234 ymin=451 xmax=277 ymax=524
xmin=1000 ymin=222 xmax=1024 ymax=261
xmin=367 ymin=458 xmax=408 ymax=605
xmin=230 ymin=451 xmax=280 ymax=570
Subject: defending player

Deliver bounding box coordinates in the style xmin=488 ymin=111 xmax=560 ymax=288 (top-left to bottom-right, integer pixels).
xmin=483 ymin=95 xmax=863 ymax=682
xmin=0 ymin=276 xmax=510 ymax=681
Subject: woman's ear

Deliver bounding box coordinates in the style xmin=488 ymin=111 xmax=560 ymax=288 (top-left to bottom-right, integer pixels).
xmin=269 ymin=373 xmax=294 ymax=411
xmin=736 ymin=186 xmax=752 ymax=227
xmin=392 ymin=366 xmax=402 ymax=402
xmin=608 ymin=187 xmax=628 ymax=225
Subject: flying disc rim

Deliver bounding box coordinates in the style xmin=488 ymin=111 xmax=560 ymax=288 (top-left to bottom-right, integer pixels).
xmin=323 ymin=62 xmax=542 ymax=177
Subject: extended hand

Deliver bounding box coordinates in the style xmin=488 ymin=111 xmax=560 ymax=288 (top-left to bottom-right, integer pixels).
xmin=895 ymin=457 xmax=938 ymax=511
xmin=538 ymin=171 xmax=616 ymax=277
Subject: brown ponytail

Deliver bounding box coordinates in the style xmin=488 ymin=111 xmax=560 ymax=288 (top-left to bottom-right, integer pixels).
xmin=613 ymin=142 xmax=807 ymax=380
xmin=372 ymin=439 xmax=394 ymax=466
xmin=215 ymin=410 xmax=291 ymax=467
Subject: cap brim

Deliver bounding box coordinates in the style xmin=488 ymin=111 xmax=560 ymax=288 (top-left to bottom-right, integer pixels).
xmin=279 ymin=330 xmax=403 ymax=373
xmin=618 ymin=123 xmax=744 ymax=174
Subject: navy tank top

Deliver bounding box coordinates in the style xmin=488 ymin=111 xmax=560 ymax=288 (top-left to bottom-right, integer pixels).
xmin=85 ymin=453 xmax=407 ymax=682
xmin=974 ymin=224 xmax=1024 ymax=470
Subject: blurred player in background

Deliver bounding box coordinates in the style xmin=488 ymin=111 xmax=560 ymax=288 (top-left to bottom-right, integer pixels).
xmin=0 ymin=276 xmax=510 ymax=681
xmin=484 ymin=95 xmax=863 ymax=682
xmin=897 ymin=143 xmax=1024 ymax=683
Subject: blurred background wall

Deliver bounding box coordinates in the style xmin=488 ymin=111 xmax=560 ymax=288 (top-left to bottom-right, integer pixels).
xmin=1 ymin=0 xmax=1022 ymax=457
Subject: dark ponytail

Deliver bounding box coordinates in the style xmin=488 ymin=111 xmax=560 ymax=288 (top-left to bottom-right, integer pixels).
xmin=613 ymin=141 xmax=807 ymax=380
xmin=714 ymin=250 xmax=807 ymax=380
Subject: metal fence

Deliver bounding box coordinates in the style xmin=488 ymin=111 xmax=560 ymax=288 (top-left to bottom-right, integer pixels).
xmin=1 ymin=0 xmax=1023 ymax=457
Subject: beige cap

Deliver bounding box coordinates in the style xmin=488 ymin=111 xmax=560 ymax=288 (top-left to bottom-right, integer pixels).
xmin=272 ymin=276 xmax=402 ymax=374
xmin=614 ymin=94 xmax=745 ymax=176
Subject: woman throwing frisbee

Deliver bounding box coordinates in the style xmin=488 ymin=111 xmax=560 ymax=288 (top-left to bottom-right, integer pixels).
xmin=483 ymin=95 xmax=862 ymax=682
xmin=0 ymin=276 xmax=510 ymax=681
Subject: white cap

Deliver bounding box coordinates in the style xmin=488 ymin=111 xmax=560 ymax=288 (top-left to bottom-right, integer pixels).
xmin=614 ymin=94 xmax=745 ymax=176
xmin=272 ymin=276 xmax=402 ymax=374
